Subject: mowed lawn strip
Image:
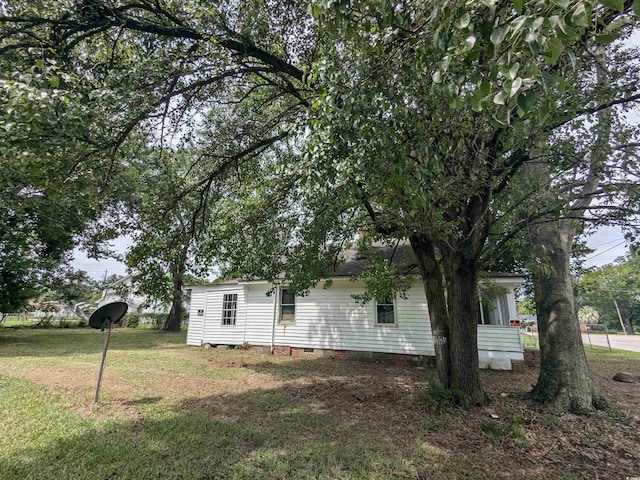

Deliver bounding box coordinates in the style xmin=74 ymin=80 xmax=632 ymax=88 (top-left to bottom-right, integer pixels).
xmin=0 ymin=328 xmax=638 ymax=479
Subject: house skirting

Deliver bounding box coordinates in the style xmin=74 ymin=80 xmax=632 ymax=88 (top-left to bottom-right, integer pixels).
xmin=255 ymin=345 xmax=521 ymax=370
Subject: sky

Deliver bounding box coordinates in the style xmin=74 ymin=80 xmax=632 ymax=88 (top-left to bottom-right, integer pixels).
xmin=72 ymin=237 xmax=130 ymax=281
xmin=582 ymin=226 xmax=629 ymax=268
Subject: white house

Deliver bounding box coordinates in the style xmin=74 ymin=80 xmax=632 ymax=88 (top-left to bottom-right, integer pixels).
xmin=186 ymin=244 xmax=525 ymax=370
xmin=97 ymin=275 xmax=168 ymax=314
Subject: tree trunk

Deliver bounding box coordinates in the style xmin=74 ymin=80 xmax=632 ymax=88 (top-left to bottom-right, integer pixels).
xmin=164 ymin=271 xmax=183 ymax=332
xmin=410 ymin=235 xmax=451 ymax=388
xmin=525 ymin=44 xmax=611 ymax=411
xmin=443 ymin=254 xmax=488 ymax=406
xmin=530 ymin=221 xmax=607 ymax=413
xmin=410 ymin=235 xmax=487 ymax=405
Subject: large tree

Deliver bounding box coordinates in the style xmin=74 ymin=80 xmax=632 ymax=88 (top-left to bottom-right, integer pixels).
xmin=485 ymin=34 xmax=640 ymax=411
xmin=2 ymin=0 xmax=639 ymax=407
xmin=123 ymin=149 xmax=215 ymax=331
xmin=0 ymin=58 xmax=123 ymax=315
xmin=289 ymin=0 xmax=640 ymax=405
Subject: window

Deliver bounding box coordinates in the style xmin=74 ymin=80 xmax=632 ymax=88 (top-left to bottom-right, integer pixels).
xmin=280 ymin=288 xmax=295 ymax=323
xmin=376 ymin=297 xmax=396 ymax=325
xmin=478 ymin=292 xmax=509 ymax=326
xmin=221 ymin=293 xmax=238 ymax=326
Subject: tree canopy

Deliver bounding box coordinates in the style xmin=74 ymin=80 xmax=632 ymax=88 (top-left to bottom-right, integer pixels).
xmin=1 ymin=0 xmax=640 ymax=408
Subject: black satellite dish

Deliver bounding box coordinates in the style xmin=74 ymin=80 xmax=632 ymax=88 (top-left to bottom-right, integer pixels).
xmin=89 ymin=301 xmax=128 ymax=330
xmin=89 ymin=302 xmax=128 ymax=405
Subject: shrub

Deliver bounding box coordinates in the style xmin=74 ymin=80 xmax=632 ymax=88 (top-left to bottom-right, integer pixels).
xmin=422 ymin=383 xmax=467 ymax=410
xmin=31 ymin=316 xmax=89 ymax=329
xmin=479 ymin=417 xmax=529 ymax=447
xmin=123 ymin=313 xmax=166 ymax=329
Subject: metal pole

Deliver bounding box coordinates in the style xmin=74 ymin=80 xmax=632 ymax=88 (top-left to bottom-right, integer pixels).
xmin=270 ymin=285 xmax=279 ymax=354
xmin=604 ymin=324 xmax=612 ymax=352
xmin=93 ymin=319 xmax=113 ymax=404
xmin=587 ymin=326 xmax=592 ymax=349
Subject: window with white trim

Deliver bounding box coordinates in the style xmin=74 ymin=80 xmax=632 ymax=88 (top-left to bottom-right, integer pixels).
xmin=280 ymin=288 xmax=296 ymax=323
xmin=478 ymin=292 xmax=509 ymax=326
xmin=376 ymin=296 xmax=396 ymax=325
xmin=221 ymin=293 xmax=238 ymax=326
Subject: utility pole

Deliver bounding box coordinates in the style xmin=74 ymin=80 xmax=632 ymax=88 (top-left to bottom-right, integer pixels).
xmin=613 ymin=297 xmax=634 ymax=335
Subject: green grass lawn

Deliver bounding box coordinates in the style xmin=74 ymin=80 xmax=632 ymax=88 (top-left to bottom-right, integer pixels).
xmin=1 ymin=316 xmax=45 ymax=328
xmin=586 ymin=345 xmax=640 ymax=360
xmin=1 ymin=328 xmax=639 ymax=479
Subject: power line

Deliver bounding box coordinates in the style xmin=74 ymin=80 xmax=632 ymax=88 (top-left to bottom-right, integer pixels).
xmin=584 ymin=241 xmax=627 ymax=261
xmin=589 ymin=237 xmax=626 ymax=249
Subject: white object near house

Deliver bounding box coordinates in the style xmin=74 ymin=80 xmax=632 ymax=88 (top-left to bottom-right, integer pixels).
xmin=97 ymin=275 xmax=168 ymax=314
xmin=186 ymin=245 xmax=525 ymax=370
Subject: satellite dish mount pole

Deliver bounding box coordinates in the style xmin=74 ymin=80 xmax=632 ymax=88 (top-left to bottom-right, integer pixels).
xmin=88 ymin=302 xmax=128 ymax=406
xmin=93 ymin=318 xmax=114 ymax=405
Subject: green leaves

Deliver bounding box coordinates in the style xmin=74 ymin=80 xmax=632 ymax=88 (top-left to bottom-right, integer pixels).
xmin=544 ymin=38 xmax=564 ymax=64
xmin=509 ymin=77 xmax=523 ymax=97
xmin=464 ymin=35 xmax=477 ymax=51
xmin=599 ymin=0 xmax=624 ymax=12
xmin=471 ymin=94 xmax=484 ymax=112
xmin=490 ymin=27 xmax=506 ymax=46
xmin=493 ymin=90 xmax=508 ymax=105
xmin=571 ymin=4 xmax=591 ymax=27
xmin=540 ymin=71 xmax=555 ymax=91
xmin=512 ymin=0 xmax=526 ymax=14
xmin=516 ymin=91 xmax=536 ymax=113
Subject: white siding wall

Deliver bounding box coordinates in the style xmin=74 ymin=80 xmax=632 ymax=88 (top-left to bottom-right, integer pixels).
xmin=478 ymin=325 xmax=522 ymax=352
xmin=237 ymin=281 xmax=434 ymax=354
xmin=242 ymin=284 xmax=276 ymax=345
xmin=187 ymin=279 xmax=524 ymax=367
xmin=201 ymin=285 xmax=247 ymax=346
xmin=186 ymin=287 xmax=207 ymax=346
xmin=506 ymin=291 xmax=518 ymax=321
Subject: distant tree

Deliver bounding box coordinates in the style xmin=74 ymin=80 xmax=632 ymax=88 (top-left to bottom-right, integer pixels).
xmin=0 ymin=50 xmax=128 ymax=314
xmin=47 ymin=270 xmax=98 ymax=308
xmin=578 ymin=306 xmax=600 ymax=325
xmin=577 ymin=255 xmax=640 ymax=334
xmin=124 ymin=151 xmax=212 ymax=331
xmin=518 ymin=298 xmax=537 ymax=316
xmin=0 ymin=252 xmax=38 ymax=321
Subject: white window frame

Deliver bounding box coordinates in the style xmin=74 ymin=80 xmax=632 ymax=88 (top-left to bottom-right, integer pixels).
xmin=375 ymin=297 xmax=397 ymax=326
xmin=221 ymin=293 xmax=238 ymax=326
xmin=279 ymin=287 xmax=296 ymax=324
xmin=478 ymin=291 xmax=509 ymax=326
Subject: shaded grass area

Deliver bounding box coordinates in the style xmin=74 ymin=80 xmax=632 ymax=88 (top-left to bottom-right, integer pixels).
xmin=1 ymin=329 xmax=639 ymax=479
xmin=1 ymin=316 xmax=42 ymax=328
xmin=586 ymin=345 xmax=640 ymax=360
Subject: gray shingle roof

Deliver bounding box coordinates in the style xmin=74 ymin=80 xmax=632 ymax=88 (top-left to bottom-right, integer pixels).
xmin=335 ymin=242 xmax=524 ymax=280
xmin=335 ymin=243 xmax=416 ymax=276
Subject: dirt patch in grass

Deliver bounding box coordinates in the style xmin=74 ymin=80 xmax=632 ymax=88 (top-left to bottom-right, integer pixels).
xmin=20 ymin=366 xmax=135 ymax=396
xmin=197 ymin=351 xmax=640 ymax=478
xmin=166 ymin=351 xmax=639 ymax=479
xmin=2 ymin=330 xmax=639 ymax=479
xmin=13 ymin=351 xmax=640 ymax=478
